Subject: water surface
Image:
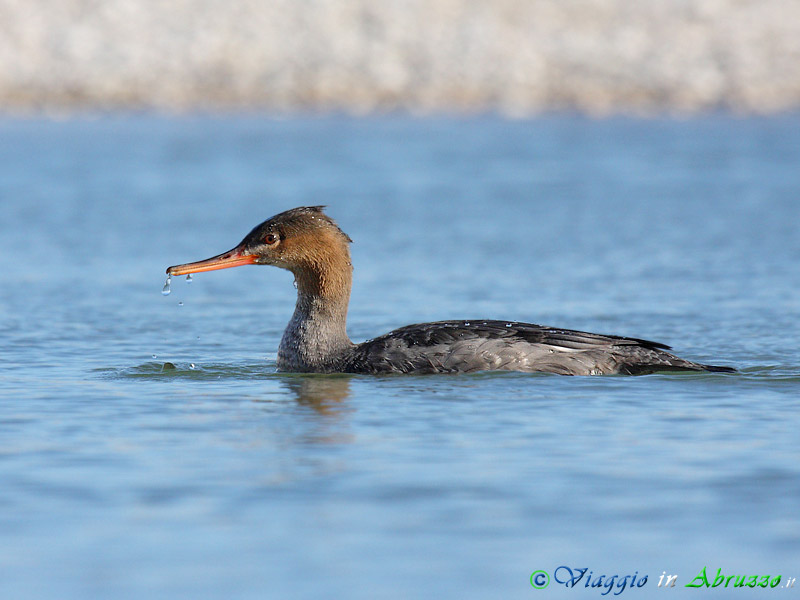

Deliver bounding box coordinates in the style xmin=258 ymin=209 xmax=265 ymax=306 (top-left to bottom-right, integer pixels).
xmin=0 ymin=115 xmax=799 ymax=599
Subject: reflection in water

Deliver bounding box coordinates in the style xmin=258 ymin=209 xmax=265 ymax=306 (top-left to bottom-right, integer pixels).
xmin=278 ymin=375 xmax=355 ymax=445
xmin=281 ymin=374 xmax=353 ymax=415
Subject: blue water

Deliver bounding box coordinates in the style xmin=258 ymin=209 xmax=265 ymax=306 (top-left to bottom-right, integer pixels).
xmin=1 ymin=115 xmax=799 ymax=599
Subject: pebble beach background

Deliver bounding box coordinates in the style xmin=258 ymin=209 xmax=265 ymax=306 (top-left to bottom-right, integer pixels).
xmin=2 ymin=0 xmax=800 ymax=115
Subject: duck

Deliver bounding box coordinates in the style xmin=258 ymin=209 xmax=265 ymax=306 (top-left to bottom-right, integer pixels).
xmin=166 ymin=206 xmax=734 ymax=376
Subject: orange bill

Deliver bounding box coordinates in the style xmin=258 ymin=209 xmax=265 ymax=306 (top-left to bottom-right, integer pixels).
xmin=167 ymin=247 xmax=256 ymax=276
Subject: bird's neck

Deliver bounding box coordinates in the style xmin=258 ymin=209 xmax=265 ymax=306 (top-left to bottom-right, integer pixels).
xmin=277 ymin=251 xmax=354 ymax=372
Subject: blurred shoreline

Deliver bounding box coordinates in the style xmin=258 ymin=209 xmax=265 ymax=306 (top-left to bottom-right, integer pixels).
xmin=2 ymin=0 xmax=799 ymax=116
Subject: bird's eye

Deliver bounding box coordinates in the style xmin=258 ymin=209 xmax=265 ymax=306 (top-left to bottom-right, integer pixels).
xmin=265 ymin=233 xmax=278 ymax=245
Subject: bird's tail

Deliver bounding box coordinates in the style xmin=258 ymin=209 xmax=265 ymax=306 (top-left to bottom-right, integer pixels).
xmin=700 ymin=364 xmax=737 ymax=373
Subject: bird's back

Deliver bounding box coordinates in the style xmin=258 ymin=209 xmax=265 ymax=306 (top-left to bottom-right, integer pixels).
xmin=341 ymin=320 xmax=733 ymax=375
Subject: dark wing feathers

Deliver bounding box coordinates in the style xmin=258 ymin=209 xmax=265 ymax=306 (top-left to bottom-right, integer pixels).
xmin=378 ymin=320 xmax=670 ymax=351
xmin=344 ymin=320 xmax=687 ymax=375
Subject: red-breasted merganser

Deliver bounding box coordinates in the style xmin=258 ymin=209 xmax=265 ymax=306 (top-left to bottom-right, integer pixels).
xmin=166 ymin=206 xmax=734 ymax=376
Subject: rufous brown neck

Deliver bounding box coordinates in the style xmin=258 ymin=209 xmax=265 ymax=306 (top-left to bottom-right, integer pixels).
xmin=277 ymin=228 xmax=355 ymax=371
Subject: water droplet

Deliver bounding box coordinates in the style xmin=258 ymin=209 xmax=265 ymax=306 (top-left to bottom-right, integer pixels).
xmin=161 ymin=275 xmax=172 ymax=296
xmin=186 ymin=274 xmax=192 ymax=283
xmin=178 ymin=301 xmax=184 ymax=306
xmin=189 ymin=363 xmax=196 ymax=370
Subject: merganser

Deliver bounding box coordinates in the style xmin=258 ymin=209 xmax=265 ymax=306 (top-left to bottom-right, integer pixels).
xmin=166 ymin=206 xmax=734 ymax=376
